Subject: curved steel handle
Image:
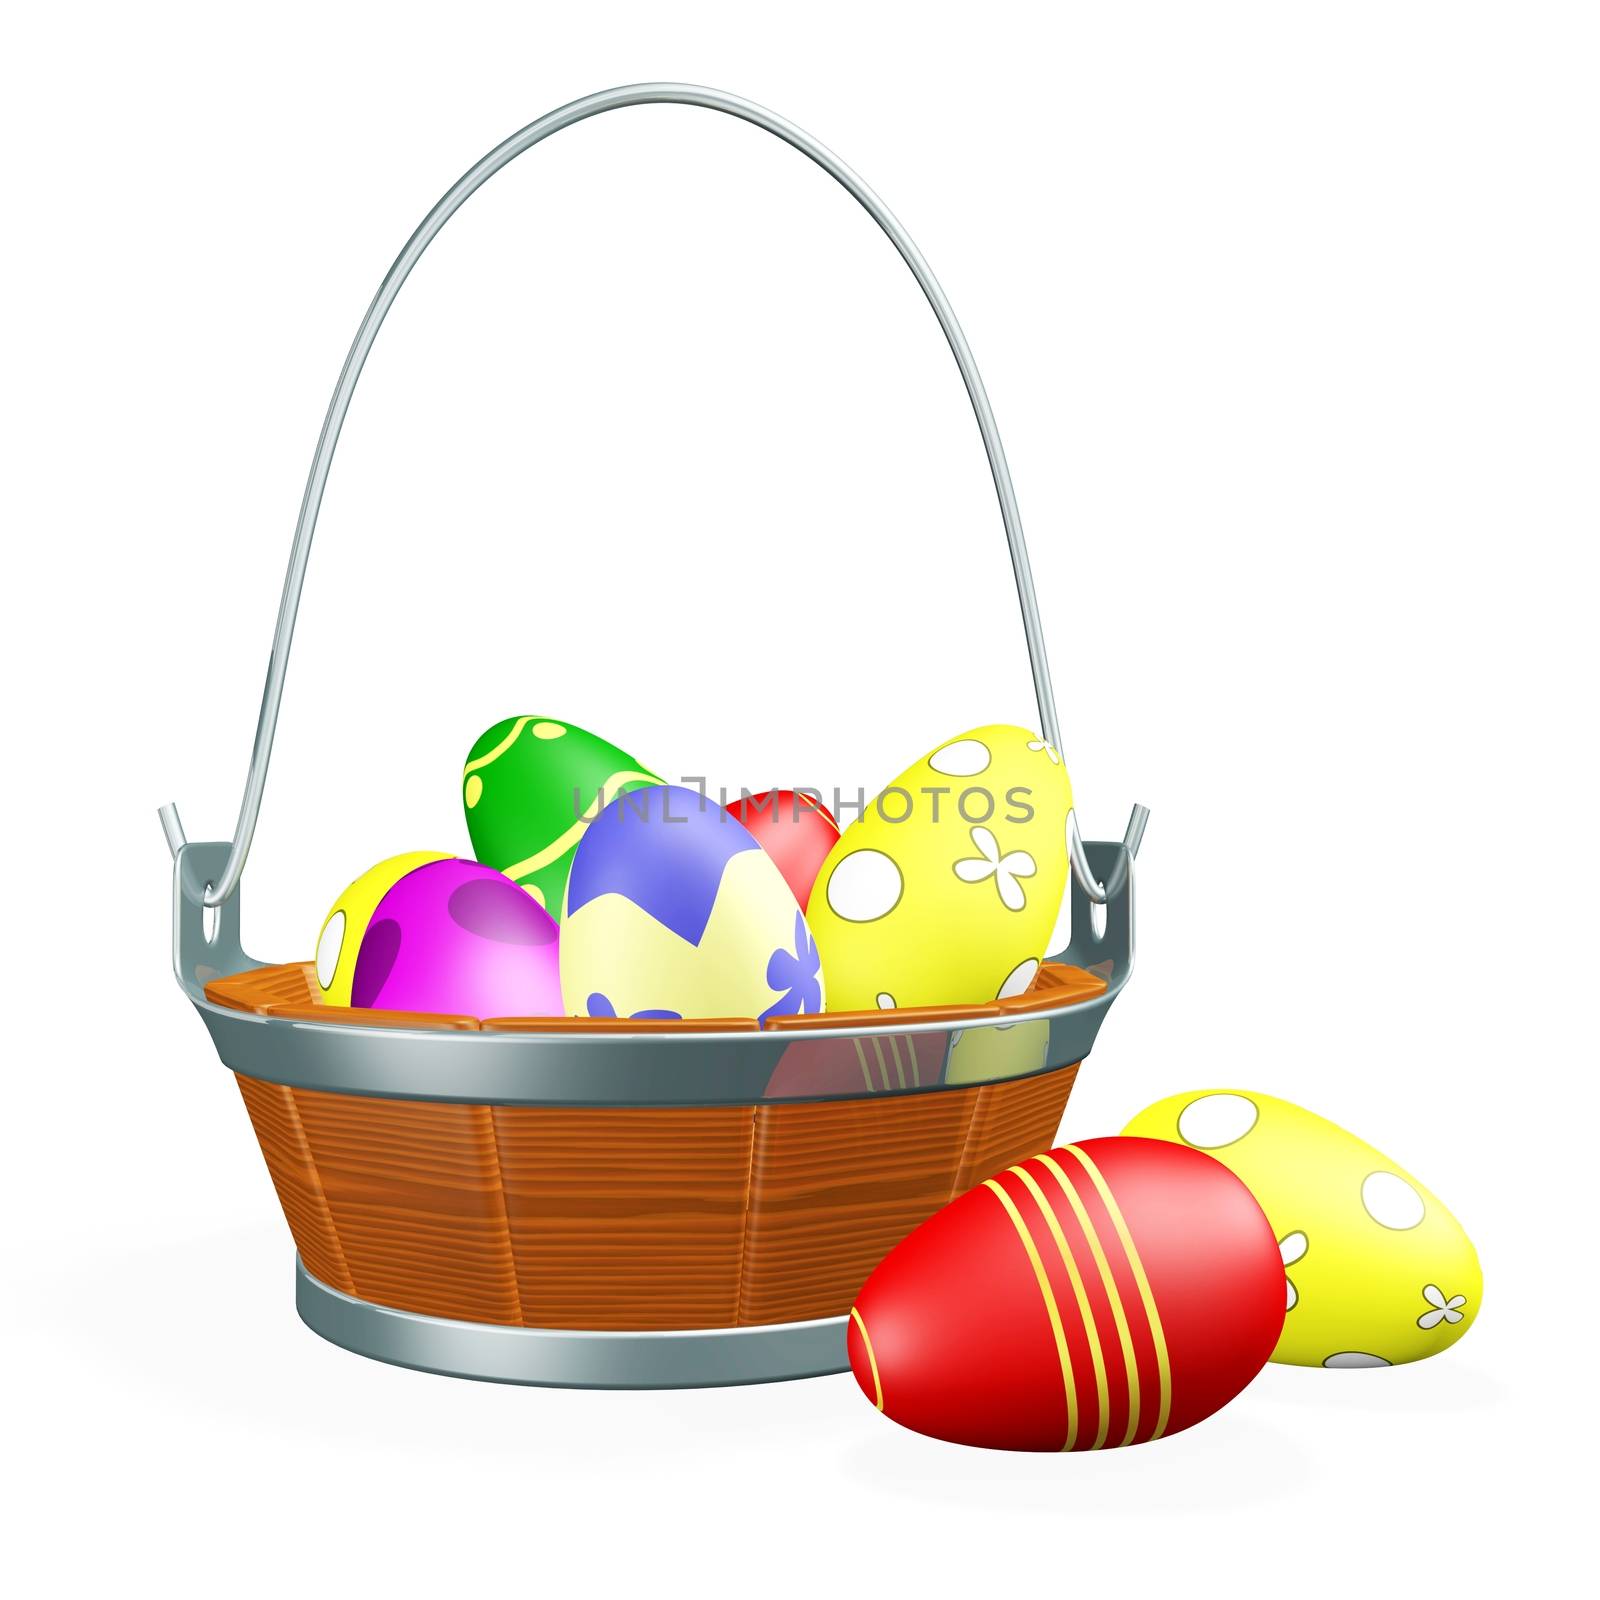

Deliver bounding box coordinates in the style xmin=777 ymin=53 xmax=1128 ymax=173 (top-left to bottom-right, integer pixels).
xmin=163 ymin=82 xmax=1130 ymax=906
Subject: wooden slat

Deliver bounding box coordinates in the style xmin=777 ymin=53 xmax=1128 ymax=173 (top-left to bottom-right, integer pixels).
xmin=234 ymin=1074 xmax=356 ymax=1295
xmin=206 ymin=962 xmax=317 ymax=1015
xmin=763 ymin=1001 xmax=999 ymax=1031
xmin=290 ymin=1089 xmax=523 ymax=1325
xmin=997 ymin=962 xmax=1108 ymax=1015
xmin=736 ymin=1091 xmax=976 ymax=1326
xmin=951 ymin=1064 xmax=1080 ymax=1196
xmin=492 ymin=1106 xmax=755 ymax=1331
xmin=269 ymin=1003 xmax=479 ymax=1030
xmin=207 ymin=963 xmax=480 ymax=1029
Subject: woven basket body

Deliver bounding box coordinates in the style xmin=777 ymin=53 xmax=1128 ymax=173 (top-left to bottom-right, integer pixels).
xmin=215 ymin=963 xmax=1084 ymax=1330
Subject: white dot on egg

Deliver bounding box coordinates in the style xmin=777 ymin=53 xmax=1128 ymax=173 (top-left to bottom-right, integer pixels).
xmin=826 ymin=850 xmax=903 ymax=923
xmin=927 ymin=738 xmax=991 ymax=778
xmin=315 ymin=911 xmax=346 ymax=991
xmin=1361 ymin=1171 xmax=1425 ymax=1230
xmin=997 ymin=958 xmax=1040 ymax=999
xmin=1176 ymin=1093 xmax=1259 ymax=1149
xmin=876 ymin=992 xmax=897 ymax=1010
xmin=1279 ymin=1231 xmax=1308 ymax=1266
xmin=1322 ymin=1352 xmax=1392 ymax=1369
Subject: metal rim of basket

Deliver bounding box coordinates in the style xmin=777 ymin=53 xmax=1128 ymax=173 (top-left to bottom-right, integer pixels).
xmin=160 ymin=82 xmax=1148 ymax=1093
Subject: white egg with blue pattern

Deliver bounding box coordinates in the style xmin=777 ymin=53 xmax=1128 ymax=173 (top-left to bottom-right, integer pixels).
xmin=560 ymin=785 xmax=824 ymax=1022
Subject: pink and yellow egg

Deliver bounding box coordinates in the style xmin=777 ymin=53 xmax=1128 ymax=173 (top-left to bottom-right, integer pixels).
xmin=314 ymin=854 xmax=560 ymax=1019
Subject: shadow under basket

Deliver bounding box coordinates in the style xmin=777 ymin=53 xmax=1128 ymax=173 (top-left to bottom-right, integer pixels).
xmin=172 ymin=836 xmax=1136 ymax=1388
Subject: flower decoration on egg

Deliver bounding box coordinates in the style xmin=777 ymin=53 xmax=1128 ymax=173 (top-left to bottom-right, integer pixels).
xmin=1417 ymin=1284 xmax=1468 ymax=1330
xmin=759 ymin=911 xmax=823 ymax=1023
xmin=808 ymin=725 xmax=1072 ymax=1012
xmin=1279 ymin=1231 xmax=1308 ymax=1311
xmin=953 ymin=825 xmax=1037 ymax=912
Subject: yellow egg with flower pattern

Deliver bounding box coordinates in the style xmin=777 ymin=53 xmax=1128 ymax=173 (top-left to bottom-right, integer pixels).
xmin=808 ymin=725 xmax=1072 ymax=1011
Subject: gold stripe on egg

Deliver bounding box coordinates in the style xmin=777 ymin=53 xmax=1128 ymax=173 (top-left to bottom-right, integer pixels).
xmin=849 ymin=1307 xmax=885 ymax=1411
xmin=1037 ymin=1151 xmax=1144 ymax=1448
xmin=1058 ymin=1145 xmax=1173 ymax=1441
xmin=1010 ymin=1164 xmax=1111 ymax=1450
xmin=983 ymin=1177 xmax=1079 ymax=1451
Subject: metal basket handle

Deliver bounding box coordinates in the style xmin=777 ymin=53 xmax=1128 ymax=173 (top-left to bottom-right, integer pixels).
xmin=159 ymin=82 xmax=1143 ymax=908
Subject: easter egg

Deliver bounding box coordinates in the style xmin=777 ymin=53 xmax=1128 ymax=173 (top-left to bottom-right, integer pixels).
xmin=723 ymin=790 xmax=840 ymax=910
xmin=808 ymin=725 xmax=1071 ymax=1011
xmin=462 ymin=715 xmax=659 ymax=916
xmin=1122 ymin=1090 xmax=1481 ymax=1369
xmin=314 ymin=851 xmax=450 ymax=1006
xmin=561 ymin=784 xmax=824 ymax=1022
xmin=848 ymin=1137 xmax=1284 ymax=1450
xmin=351 ymin=858 xmax=561 ymax=1018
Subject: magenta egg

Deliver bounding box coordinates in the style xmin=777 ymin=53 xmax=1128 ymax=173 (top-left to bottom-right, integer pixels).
xmin=350 ymin=859 xmax=561 ymax=1018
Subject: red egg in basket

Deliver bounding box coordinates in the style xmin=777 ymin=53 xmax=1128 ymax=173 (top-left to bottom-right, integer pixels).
xmin=723 ymin=789 xmax=839 ymax=910
xmin=848 ymin=1136 xmax=1285 ymax=1451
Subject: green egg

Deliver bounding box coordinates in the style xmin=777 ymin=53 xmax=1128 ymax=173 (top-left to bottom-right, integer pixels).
xmin=462 ymin=715 xmax=660 ymax=918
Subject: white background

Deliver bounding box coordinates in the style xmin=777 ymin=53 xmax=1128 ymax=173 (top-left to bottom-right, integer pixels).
xmin=4 ymin=2 xmax=1595 ymax=1593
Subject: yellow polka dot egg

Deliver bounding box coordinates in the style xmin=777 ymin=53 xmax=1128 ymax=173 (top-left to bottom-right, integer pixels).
xmin=1122 ymin=1089 xmax=1481 ymax=1369
xmin=808 ymin=724 xmax=1072 ymax=1011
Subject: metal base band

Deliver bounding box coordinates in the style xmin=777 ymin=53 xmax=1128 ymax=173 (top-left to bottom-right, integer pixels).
xmin=294 ymin=1259 xmax=851 ymax=1389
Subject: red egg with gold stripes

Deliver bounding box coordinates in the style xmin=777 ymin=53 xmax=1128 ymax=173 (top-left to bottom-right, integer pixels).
xmin=847 ymin=1137 xmax=1285 ymax=1451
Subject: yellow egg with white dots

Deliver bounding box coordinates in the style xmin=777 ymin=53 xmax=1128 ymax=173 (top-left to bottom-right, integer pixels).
xmin=1122 ymin=1089 xmax=1481 ymax=1368
xmin=808 ymin=724 xmax=1072 ymax=1011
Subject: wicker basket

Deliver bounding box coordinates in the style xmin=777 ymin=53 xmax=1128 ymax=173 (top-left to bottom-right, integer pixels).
xmin=207 ymin=961 xmax=1101 ymax=1333
xmin=162 ymin=85 xmax=1144 ymax=1388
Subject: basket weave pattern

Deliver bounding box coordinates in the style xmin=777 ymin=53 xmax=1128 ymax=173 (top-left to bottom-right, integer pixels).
xmin=235 ymin=1069 xmax=1077 ymax=1330
xmin=222 ymin=970 xmax=1083 ymax=1330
